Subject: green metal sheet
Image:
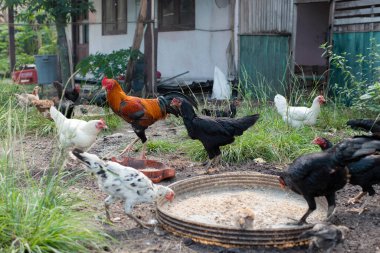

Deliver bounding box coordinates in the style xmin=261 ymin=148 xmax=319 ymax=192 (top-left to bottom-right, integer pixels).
xmin=330 ymin=32 xmax=380 ymax=105
xmin=239 ymin=35 xmax=290 ymax=99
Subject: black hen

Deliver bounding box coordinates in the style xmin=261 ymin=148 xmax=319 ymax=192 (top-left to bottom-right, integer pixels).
xmin=313 ymin=136 xmax=380 ymax=214
xmin=201 ymin=99 xmax=240 ymax=118
xmin=170 ymin=97 xmax=259 ymax=172
xmin=279 ymin=136 xmax=380 ymax=224
xmin=53 ymin=81 xmax=80 ymax=103
xmin=347 ymin=119 xmax=380 ymax=136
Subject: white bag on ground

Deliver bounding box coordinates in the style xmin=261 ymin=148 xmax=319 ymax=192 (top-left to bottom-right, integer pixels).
xmin=211 ymin=66 xmax=231 ymax=100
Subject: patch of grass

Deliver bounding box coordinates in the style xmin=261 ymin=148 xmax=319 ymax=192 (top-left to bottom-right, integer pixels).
xmin=79 ymin=110 xmax=123 ymax=133
xmin=0 ymin=167 xmax=109 ymax=253
xmin=146 ymin=139 xmax=179 ymax=154
xmin=0 ymin=95 xmax=111 ymax=252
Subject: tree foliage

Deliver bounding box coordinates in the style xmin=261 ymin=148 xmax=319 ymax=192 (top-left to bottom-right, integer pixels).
xmin=3 ymin=0 xmax=95 ymax=84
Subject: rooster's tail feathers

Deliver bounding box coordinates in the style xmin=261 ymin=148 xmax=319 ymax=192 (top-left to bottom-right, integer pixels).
xmin=232 ymin=114 xmax=260 ymax=135
xmin=347 ymin=119 xmax=380 ymax=134
xmin=159 ymin=91 xmax=197 ymax=116
xmin=162 ymin=91 xmax=198 ymax=109
xmin=274 ymin=94 xmax=288 ymax=116
xmin=53 ymin=81 xmax=64 ymax=99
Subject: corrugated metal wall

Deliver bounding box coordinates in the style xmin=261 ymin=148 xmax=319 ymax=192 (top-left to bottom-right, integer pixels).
xmin=330 ymin=32 xmax=380 ymax=105
xmin=239 ymin=0 xmax=293 ymax=98
xmin=240 ymin=0 xmax=293 ymax=34
xmin=240 ymin=35 xmax=290 ymax=98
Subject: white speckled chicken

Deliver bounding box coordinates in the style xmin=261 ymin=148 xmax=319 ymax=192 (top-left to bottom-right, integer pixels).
xmin=72 ymin=149 xmax=175 ymax=228
xmin=50 ymin=106 xmax=108 ymax=150
xmin=274 ymin=94 xmax=325 ymax=128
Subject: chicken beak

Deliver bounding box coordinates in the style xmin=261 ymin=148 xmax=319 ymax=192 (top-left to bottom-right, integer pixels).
xmin=165 ymin=191 xmax=175 ymax=202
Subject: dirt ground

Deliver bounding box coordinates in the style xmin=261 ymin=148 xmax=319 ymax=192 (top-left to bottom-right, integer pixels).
xmin=14 ymin=120 xmax=380 ymax=253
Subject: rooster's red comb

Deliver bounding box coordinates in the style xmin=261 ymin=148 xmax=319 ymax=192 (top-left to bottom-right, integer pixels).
xmin=101 ymin=77 xmax=113 ymax=87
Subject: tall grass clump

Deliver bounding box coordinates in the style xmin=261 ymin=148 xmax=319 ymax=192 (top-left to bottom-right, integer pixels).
xmin=0 ymin=100 xmax=110 ymax=252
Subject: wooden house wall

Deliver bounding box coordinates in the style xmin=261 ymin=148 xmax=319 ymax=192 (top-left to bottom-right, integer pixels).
xmin=333 ymin=0 xmax=380 ymax=32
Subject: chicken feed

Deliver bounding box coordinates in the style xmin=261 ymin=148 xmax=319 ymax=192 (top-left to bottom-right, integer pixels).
xmin=162 ymin=186 xmax=326 ymax=229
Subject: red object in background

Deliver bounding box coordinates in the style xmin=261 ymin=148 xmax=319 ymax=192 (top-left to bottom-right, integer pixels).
xmin=12 ymin=68 xmax=38 ymax=84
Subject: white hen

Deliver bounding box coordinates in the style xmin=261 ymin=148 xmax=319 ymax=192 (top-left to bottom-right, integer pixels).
xmin=274 ymin=94 xmax=325 ymax=128
xmin=72 ymin=148 xmax=175 ymax=228
xmin=50 ymin=106 xmax=108 ymax=150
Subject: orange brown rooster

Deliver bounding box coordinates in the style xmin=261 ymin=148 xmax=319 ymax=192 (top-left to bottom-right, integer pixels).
xmin=102 ymin=77 xmax=197 ymax=159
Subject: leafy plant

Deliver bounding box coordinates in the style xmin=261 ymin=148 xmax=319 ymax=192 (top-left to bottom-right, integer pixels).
xmin=322 ymin=38 xmax=380 ymax=109
xmin=76 ymin=48 xmax=143 ymax=81
xmin=359 ymin=81 xmax=380 ymax=112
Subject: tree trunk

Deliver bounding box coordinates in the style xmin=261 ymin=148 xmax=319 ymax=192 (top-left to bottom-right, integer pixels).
xmin=55 ymin=19 xmax=72 ymax=87
xmin=144 ymin=0 xmax=157 ymax=96
xmin=125 ymin=0 xmax=147 ymax=92
xmin=8 ymin=5 xmax=16 ymax=73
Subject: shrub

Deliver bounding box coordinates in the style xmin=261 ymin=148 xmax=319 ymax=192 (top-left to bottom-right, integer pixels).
xmin=322 ymin=38 xmax=380 ymax=109
xmin=76 ymin=48 xmax=143 ymax=81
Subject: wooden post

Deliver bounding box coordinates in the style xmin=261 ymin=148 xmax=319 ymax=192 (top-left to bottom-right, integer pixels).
xmin=125 ymin=0 xmax=148 ymax=93
xmin=326 ymin=0 xmax=336 ymax=90
xmin=144 ymin=0 xmax=157 ymax=96
xmin=8 ymin=5 xmax=16 ymax=73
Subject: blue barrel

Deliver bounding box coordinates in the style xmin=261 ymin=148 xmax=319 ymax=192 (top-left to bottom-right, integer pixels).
xmin=34 ymin=55 xmax=58 ymax=84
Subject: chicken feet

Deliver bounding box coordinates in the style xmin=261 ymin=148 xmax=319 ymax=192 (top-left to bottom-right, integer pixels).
xmin=104 ymin=196 xmax=122 ymax=223
xmin=205 ymin=155 xmax=222 ymax=174
xmin=349 ymin=195 xmax=372 ymax=214
xmin=120 ymin=137 xmax=147 ymax=159
xmin=120 ymin=137 xmax=140 ymax=156
xmin=126 ymin=214 xmax=153 ymax=229
xmin=347 ymin=191 xmax=366 ymax=205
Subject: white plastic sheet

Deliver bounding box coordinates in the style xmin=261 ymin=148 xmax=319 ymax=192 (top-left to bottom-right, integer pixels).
xmin=211 ymin=66 xmax=231 ymax=100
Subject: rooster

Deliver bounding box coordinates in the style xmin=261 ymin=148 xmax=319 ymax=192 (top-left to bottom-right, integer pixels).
xmin=53 ymin=81 xmax=80 ymax=103
xmin=50 ymin=106 xmax=108 ymax=151
xmin=279 ymin=136 xmax=380 ymax=224
xmin=72 ymin=149 xmax=174 ymax=228
xmin=170 ymin=97 xmax=259 ymax=172
xmin=274 ymin=94 xmax=325 ymax=128
xmin=101 ymin=77 xmax=197 ymax=159
xmin=201 ymin=99 xmax=241 ymax=118
xmin=313 ymin=135 xmax=380 ymax=214
xmin=15 ymin=86 xmax=40 ymax=106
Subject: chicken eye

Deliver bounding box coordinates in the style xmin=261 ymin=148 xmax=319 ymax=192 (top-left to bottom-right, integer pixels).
xmin=93 ymin=162 xmax=102 ymax=169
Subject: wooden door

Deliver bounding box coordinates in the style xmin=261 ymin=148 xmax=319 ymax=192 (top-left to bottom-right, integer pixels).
xmin=72 ymin=2 xmax=89 ymax=66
